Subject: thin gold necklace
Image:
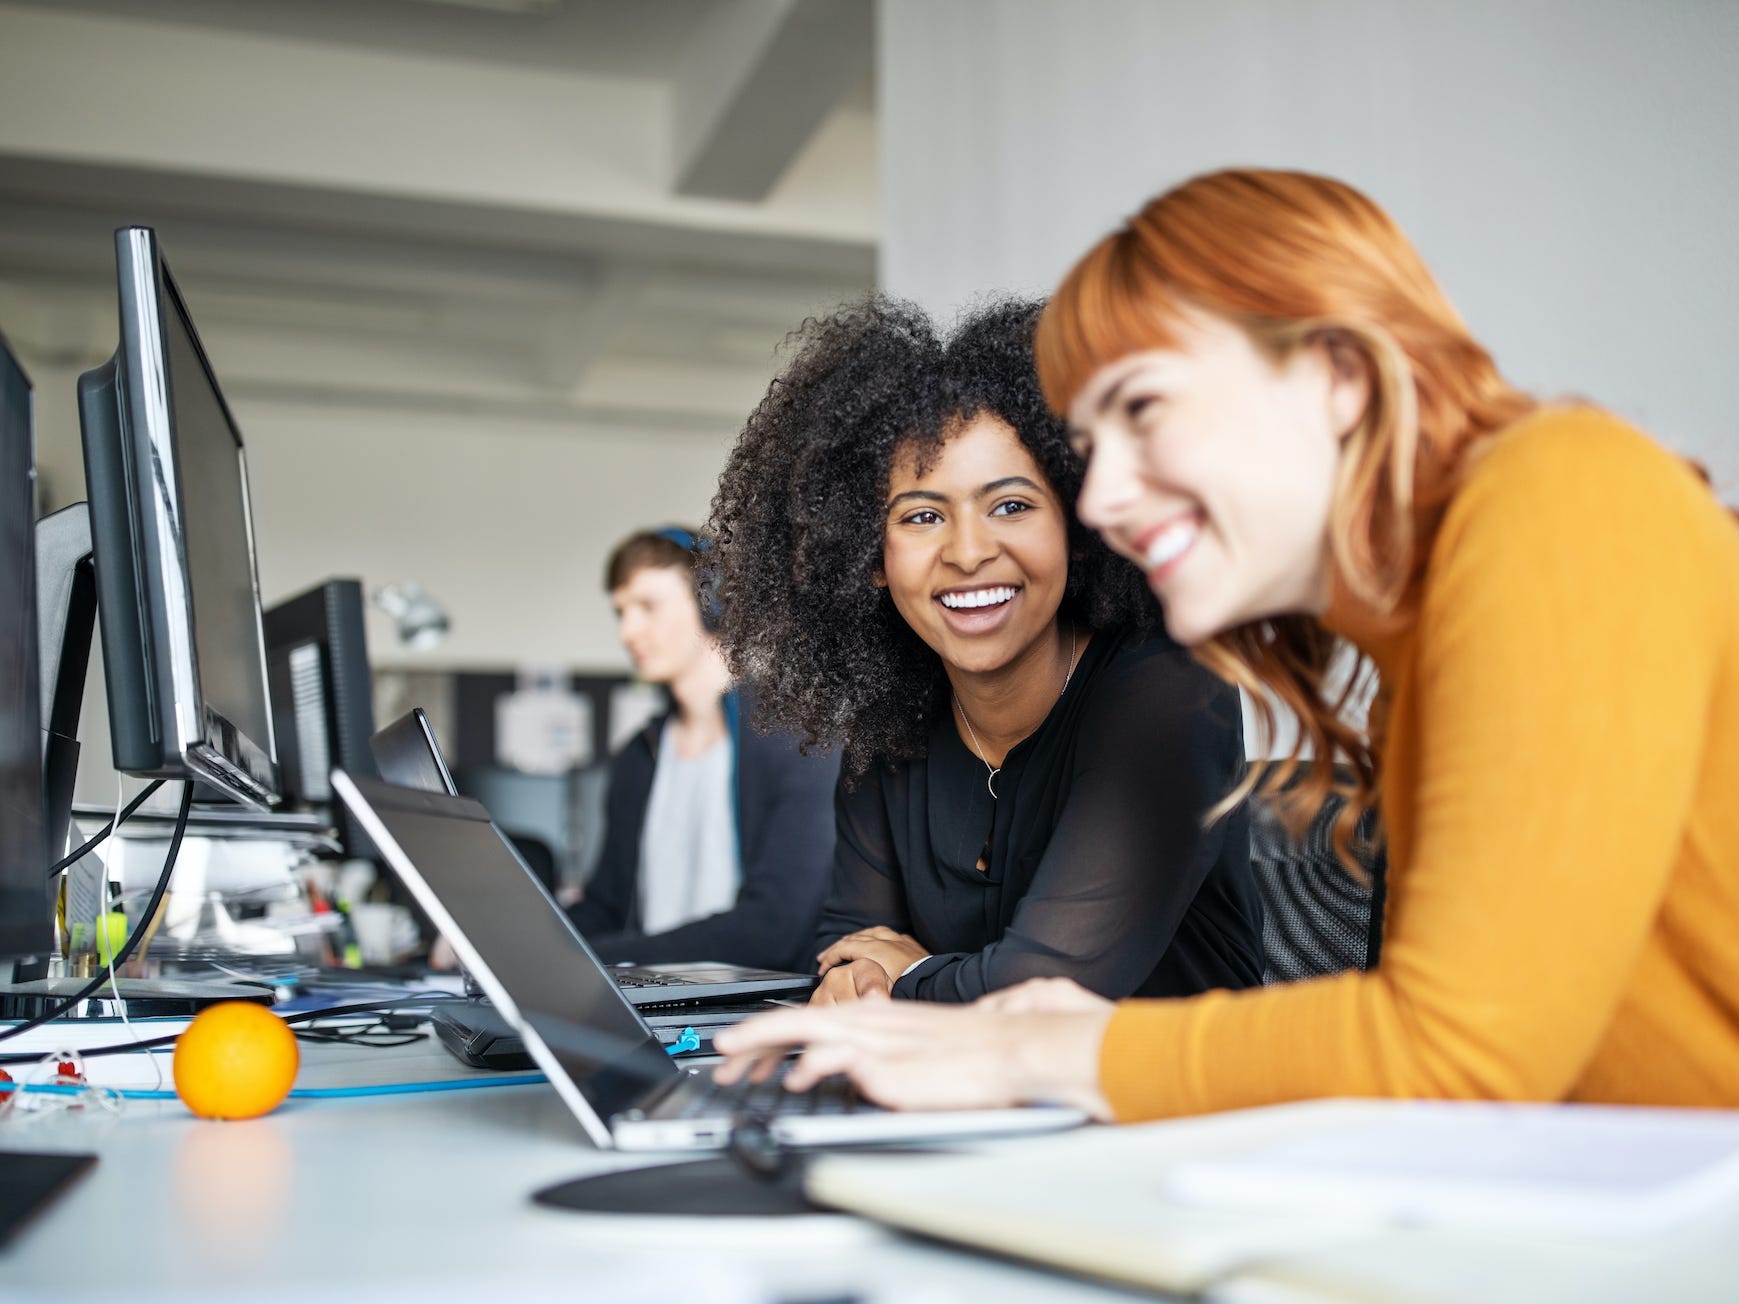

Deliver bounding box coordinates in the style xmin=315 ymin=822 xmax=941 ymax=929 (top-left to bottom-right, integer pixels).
xmin=953 ymin=624 xmax=1078 ymax=799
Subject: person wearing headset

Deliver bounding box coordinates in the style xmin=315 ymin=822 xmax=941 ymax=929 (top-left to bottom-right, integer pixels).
xmin=565 ymin=527 xmax=841 ymax=972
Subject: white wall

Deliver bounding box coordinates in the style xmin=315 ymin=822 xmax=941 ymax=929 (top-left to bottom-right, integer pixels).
xmin=28 ymin=360 xmax=731 ymax=674
xmin=879 ymin=0 xmax=1739 ymax=489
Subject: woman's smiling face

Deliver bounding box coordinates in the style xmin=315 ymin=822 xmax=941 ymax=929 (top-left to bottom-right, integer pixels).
xmin=879 ymin=414 xmax=1071 ymax=679
xmin=1067 ymin=306 xmax=1367 ymax=646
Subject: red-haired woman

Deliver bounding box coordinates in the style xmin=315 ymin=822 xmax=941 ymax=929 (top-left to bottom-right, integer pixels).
xmin=714 ymin=168 xmax=1739 ymax=1121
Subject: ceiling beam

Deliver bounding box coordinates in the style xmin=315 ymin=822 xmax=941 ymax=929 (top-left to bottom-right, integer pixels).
xmin=0 ymin=4 xmax=877 ymax=257
xmin=536 ymin=264 xmax=652 ymax=391
xmin=0 ymin=154 xmax=875 ymax=283
xmin=672 ymin=0 xmax=872 ymax=202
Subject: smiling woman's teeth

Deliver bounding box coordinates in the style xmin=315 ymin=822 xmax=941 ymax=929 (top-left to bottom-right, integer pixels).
xmin=1145 ymin=520 xmax=1199 ymax=569
xmin=940 ymin=586 xmax=1017 ymax=610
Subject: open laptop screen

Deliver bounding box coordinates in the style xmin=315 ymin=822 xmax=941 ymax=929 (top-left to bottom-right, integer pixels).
xmin=370 ymin=708 xmax=457 ymax=796
xmin=334 ymin=775 xmax=679 ymax=1128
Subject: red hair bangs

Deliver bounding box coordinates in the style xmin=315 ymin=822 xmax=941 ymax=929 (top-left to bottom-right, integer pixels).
xmin=1035 ymin=231 xmax=1189 ymax=419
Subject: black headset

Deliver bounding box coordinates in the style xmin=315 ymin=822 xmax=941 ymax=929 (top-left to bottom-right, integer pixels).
xmin=653 ymin=525 xmax=722 ymax=632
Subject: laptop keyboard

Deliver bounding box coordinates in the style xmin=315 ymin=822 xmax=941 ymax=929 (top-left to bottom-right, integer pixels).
xmin=614 ymin=973 xmax=690 ymax=989
xmin=675 ymin=1065 xmax=868 ymax=1119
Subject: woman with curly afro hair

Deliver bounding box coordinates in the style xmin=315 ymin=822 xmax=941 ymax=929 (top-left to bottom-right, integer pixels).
xmin=707 ymin=295 xmax=1264 ymax=1006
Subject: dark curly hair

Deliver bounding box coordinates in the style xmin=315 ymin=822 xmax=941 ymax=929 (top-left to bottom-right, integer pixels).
xmin=707 ymin=294 xmax=1160 ymax=776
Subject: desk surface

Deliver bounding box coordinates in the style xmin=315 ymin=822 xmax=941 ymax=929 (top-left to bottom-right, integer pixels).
xmin=8 ymin=1030 xmax=1738 ymax=1304
xmin=1 ymin=1034 xmax=1146 ymax=1304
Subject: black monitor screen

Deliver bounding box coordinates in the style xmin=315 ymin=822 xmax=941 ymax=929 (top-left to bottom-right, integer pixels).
xmin=1 ymin=330 xmax=50 ymax=959
xmin=162 ymin=278 xmax=273 ymax=760
xmin=78 ymin=228 xmax=277 ymax=807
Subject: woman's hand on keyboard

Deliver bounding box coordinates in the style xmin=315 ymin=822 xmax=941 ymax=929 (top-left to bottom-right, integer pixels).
xmin=976 ymin=976 xmax=1113 ymax=1016
xmin=711 ymin=995 xmax=1116 ymax=1121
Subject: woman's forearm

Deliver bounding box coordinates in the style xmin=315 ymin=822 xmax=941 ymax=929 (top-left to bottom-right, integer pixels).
xmin=1007 ymin=1007 xmax=1118 ymax=1120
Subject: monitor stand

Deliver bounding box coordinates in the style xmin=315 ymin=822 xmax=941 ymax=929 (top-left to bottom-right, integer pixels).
xmin=36 ymin=503 xmax=95 ymax=871
xmin=24 ymin=505 xmax=96 ymax=986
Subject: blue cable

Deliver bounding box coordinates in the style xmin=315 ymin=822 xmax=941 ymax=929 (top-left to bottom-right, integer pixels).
xmin=290 ymin=1076 xmax=546 ymax=1099
xmin=0 ymin=1075 xmax=546 ymax=1102
xmin=0 ymin=1026 xmax=703 ymax=1104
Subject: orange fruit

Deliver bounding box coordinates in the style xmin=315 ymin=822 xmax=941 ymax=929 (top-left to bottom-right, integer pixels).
xmin=173 ymin=1001 xmax=300 ymax=1120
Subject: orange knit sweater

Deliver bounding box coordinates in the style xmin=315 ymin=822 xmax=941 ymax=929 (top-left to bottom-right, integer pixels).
xmin=1100 ymin=407 xmax=1739 ymax=1120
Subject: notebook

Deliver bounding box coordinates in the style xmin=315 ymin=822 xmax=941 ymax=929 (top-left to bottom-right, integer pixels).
xmin=802 ymin=1098 xmax=1739 ymax=1295
xmin=0 ymin=1152 xmax=96 ymax=1248
xmin=331 ymin=770 xmax=1085 ymax=1152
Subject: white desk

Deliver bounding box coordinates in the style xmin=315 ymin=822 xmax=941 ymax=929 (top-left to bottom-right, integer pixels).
xmin=1 ymin=1033 xmax=1150 ymax=1304
xmin=9 ymin=1030 xmax=1737 ymax=1304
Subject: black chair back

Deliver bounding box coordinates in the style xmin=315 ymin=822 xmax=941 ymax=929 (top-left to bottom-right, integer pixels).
xmin=1248 ymin=779 xmax=1386 ymax=983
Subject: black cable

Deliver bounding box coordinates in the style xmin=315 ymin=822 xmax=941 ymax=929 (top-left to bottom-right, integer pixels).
xmin=0 ymin=782 xmax=193 ymax=1047
xmin=0 ymin=994 xmax=465 ymax=1064
xmin=293 ymin=1017 xmax=428 ymax=1049
xmin=46 ymin=779 xmax=165 ymax=877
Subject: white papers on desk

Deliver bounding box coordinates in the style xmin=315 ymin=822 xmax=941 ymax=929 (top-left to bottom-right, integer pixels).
xmin=805 ymin=1099 xmax=1739 ymax=1299
xmin=1164 ymin=1100 xmax=1739 ymax=1232
xmin=0 ymin=1018 xmax=185 ymax=1089
xmin=0 ymin=1017 xmax=191 ymax=1056
xmin=806 ymin=1115 xmax=1377 ymax=1295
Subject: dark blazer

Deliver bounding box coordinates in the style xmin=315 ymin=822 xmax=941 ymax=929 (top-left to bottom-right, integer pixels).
xmin=566 ymin=686 xmax=840 ymax=972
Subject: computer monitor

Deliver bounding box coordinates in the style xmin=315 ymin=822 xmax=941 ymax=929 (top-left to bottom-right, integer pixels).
xmin=262 ymin=578 xmax=379 ymax=855
xmin=76 ymin=227 xmax=279 ymax=809
xmin=0 ymin=328 xmax=52 ymax=962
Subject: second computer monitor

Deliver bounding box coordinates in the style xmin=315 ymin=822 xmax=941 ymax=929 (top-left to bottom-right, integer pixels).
xmin=0 ymin=328 xmax=51 ymax=961
xmin=263 ymin=577 xmax=379 ymax=855
xmin=77 ymin=227 xmax=278 ymax=809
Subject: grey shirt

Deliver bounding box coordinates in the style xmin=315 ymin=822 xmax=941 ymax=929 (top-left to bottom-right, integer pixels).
xmin=637 ymin=723 xmax=741 ymax=934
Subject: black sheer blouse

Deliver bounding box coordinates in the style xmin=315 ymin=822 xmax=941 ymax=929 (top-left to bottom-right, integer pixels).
xmin=818 ymin=626 xmax=1264 ymax=1002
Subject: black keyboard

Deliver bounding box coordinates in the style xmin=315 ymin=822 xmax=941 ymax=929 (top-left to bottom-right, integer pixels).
xmin=676 ymin=1066 xmax=867 ymax=1120
xmin=606 ymin=966 xmax=818 ymax=1004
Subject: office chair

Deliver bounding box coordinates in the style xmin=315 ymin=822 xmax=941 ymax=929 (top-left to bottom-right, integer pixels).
xmin=1248 ymin=773 xmax=1387 ymax=983
xmin=504 ymin=832 xmax=559 ymax=894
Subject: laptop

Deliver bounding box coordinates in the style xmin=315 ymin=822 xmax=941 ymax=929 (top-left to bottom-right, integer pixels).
xmin=368 ymin=708 xmax=817 ymax=1007
xmin=332 ymin=770 xmax=1087 ymax=1151
xmin=429 ymin=997 xmax=773 ymax=1068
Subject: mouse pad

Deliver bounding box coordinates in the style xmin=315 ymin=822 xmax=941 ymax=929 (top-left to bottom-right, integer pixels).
xmin=0 ymin=1151 xmax=97 ymax=1246
xmin=533 ymin=1156 xmax=821 ymax=1217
